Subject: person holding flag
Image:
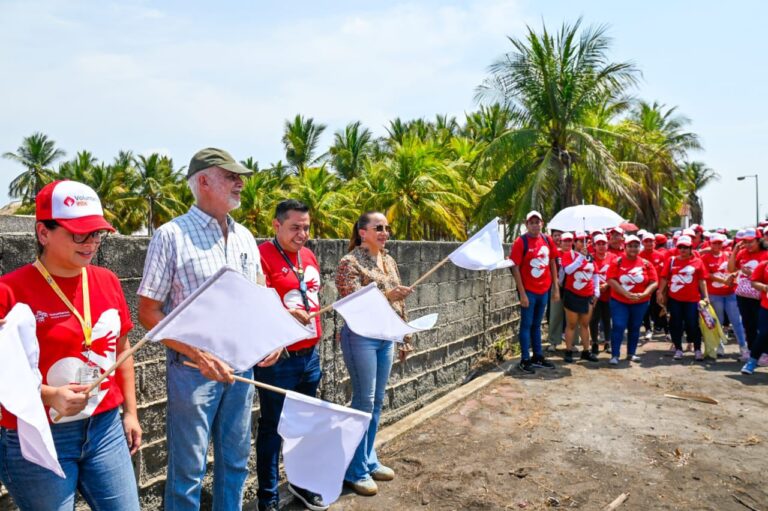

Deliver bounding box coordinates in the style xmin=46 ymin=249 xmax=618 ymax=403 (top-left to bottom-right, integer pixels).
xmin=509 ymin=211 xmax=559 ymax=373
xmin=0 ymin=180 xmax=141 ymax=510
xmin=254 ymin=199 xmax=328 ymax=511
xmin=335 ymin=211 xmax=412 ymax=497
xmin=137 ymin=148 xmax=273 ymax=511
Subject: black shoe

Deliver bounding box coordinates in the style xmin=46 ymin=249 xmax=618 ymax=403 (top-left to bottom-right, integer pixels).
xmin=580 ymin=350 xmax=599 ymax=362
xmin=517 ymin=359 xmax=536 ymax=374
xmin=564 ymin=350 xmax=573 ymax=363
xmin=258 ymin=502 xmax=279 ymax=511
xmin=531 ymin=354 xmax=556 ymax=369
xmin=591 ymin=342 xmax=599 ymax=355
xmin=289 ymin=484 xmax=329 ymax=511
xmin=604 ymin=343 xmax=611 ymax=354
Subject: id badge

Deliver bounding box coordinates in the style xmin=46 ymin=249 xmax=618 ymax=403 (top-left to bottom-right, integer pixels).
xmin=76 ymin=361 xmax=101 ymax=386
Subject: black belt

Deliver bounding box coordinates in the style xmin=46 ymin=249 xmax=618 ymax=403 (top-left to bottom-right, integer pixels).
xmin=284 ymin=346 xmax=315 ymax=358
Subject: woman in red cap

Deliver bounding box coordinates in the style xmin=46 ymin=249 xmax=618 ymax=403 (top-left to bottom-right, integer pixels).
xmin=658 ymin=235 xmax=710 ymax=361
xmin=560 ymin=232 xmax=600 ymax=363
xmin=0 ymin=181 xmax=140 ymax=510
xmin=728 ymin=228 xmax=768 ymax=359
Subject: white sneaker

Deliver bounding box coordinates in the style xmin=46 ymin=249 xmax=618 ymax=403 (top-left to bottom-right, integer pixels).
xmin=740 ymin=347 xmax=750 ymax=362
xmin=716 ymin=343 xmax=725 ymax=357
xmin=609 ymin=357 xmax=619 ymax=365
xmin=673 ymin=350 xmax=683 ymax=360
xmin=629 ymin=355 xmax=641 ymax=362
xmin=645 ymin=331 xmax=653 ymax=341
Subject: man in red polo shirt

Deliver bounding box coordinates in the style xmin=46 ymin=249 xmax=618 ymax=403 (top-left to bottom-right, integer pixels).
xmin=255 ymin=199 xmax=328 ymax=511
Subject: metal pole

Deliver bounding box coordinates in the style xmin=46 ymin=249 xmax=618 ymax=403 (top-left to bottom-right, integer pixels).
xmin=756 ymin=174 xmax=760 ymax=225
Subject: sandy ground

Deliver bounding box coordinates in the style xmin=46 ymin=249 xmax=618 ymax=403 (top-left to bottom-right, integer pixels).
xmin=287 ymin=339 xmax=768 ymax=511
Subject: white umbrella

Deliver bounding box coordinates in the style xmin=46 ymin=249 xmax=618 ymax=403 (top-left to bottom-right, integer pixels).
xmin=547 ymin=205 xmax=624 ymax=233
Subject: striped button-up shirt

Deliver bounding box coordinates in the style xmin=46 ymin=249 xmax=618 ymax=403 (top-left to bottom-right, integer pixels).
xmin=137 ymin=205 xmax=262 ymax=313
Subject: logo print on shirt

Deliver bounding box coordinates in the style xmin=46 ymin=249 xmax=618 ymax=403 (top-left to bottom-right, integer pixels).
xmin=573 ymin=262 xmax=595 ymax=291
xmin=619 ymin=267 xmax=645 ymax=291
xmin=712 ymin=260 xmax=728 ymax=288
xmin=530 ymin=246 xmax=550 ymax=278
xmin=35 ymin=310 xmax=48 ymax=323
xmin=670 ymin=265 xmax=696 ymax=293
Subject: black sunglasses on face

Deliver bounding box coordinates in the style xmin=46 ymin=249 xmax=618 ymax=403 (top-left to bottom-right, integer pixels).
xmin=45 ymin=220 xmax=109 ymax=244
xmin=369 ymin=225 xmax=392 ymax=233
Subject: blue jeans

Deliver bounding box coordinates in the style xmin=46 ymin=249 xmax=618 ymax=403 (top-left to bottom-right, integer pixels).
xmin=710 ymin=294 xmax=746 ymax=348
xmin=519 ymin=290 xmax=550 ymax=360
xmin=668 ymin=298 xmax=702 ymax=350
xmin=0 ymin=407 xmax=139 ymax=511
xmin=340 ymin=325 xmax=392 ymax=483
xmin=165 ymin=350 xmax=255 ymax=511
xmin=609 ymin=299 xmax=650 ymax=357
xmin=752 ymin=307 xmax=768 ymax=359
xmin=253 ymin=347 xmax=322 ymax=506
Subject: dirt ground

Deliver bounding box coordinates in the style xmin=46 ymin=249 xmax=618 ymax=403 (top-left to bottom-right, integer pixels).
xmin=291 ymin=338 xmax=768 ymax=511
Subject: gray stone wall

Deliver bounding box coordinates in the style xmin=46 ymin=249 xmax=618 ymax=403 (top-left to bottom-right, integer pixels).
xmin=0 ymin=234 xmax=519 ymax=510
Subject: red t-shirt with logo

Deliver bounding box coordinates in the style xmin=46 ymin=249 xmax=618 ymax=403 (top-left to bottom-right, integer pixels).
xmin=734 ymin=248 xmax=768 ymax=275
xmin=607 ymin=256 xmax=658 ymax=304
xmin=510 ymin=234 xmax=559 ymax=294
xmin=0 ymin=264 xmax=132 ymax=428
xmin=750 ymin=261 xmax=768 ymax=309
xmin=701 ymin=251 xmax=735 ymax=296
xmin=561 ymin=250 xmax=596 ymax=297
xmin=640 ymin=249 xmax=665 ymax=274
xmin=661 ymin=256 xmax=709 ymax=302
xmin=608 ymin=245 xmax=624 ymax=257
xmin=593 ymin=252 xmax=616 ymax=302
xmin=259 ymin=242 xmax=322 ymax=351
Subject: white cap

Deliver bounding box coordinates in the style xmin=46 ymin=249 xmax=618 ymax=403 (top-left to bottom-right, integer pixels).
xmin=526 ymin=210 xmax=543 ymax=221
xmin=642 ymin=232 xmax=655 ymax=241
xmin=625 ymin=235 xmax=641 ymax=244
xmin=673 ymin=230 xmax=682 ymax=238
xmin=682 ymin=228 xmax=696 ymax=237
xmin=560 ymin=232 xmax=574 ymax=241
xmin=710 ymin=233 xmax=727 ymax=243
xmin=677 ymin=235 xmax=693 ymax=247
xmin=637 ymin=229 xmax=648 ymax=238
xmin=593 ymin=234 xmax=608 ymax=243
xmin=608 ymin=226 xmax=624 ymax=235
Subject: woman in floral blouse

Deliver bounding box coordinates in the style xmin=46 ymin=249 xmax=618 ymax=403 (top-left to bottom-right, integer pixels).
xmin=335 ymin=211 xmax=412 ymax=496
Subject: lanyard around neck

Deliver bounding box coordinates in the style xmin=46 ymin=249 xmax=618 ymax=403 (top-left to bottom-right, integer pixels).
xmin=33 ymin=258 xmax=92 ymax=349
xmin=272 ymin=238 xmax=311 ymax=312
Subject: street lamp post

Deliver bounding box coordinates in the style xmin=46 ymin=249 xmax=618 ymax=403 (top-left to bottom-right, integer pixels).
xmin=737 ymin=174 xmax=759 ymax=225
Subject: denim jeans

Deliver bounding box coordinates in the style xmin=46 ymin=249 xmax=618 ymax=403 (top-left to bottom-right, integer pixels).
xmin=590 ymin=299 xmax=612 ymax=344
xmin=340 ymin=325 xmax=393 ymax=483
xmin=710 ymin=294 xmax=746 ymax=348
xmin=519 ymin=290 xmax=550 ymax=360
xmin=609 ymin=299 xmax=649 ymax=357
xmin=0 ymin=407 xmax=139 ymax=511
xmin=667 ymin=298 xmax=702 ymax=350
xmin=752 ymin=307 xmax=768 ymax=359
xmin=253 ymin=347 xmax=322 ymax=506
xmin=165 ymin=350 xmax=255 ymax=511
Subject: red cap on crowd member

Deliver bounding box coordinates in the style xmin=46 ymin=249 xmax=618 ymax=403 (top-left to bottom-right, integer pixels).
xmin=590 ymin=229 xmax=603 ymax=236
xmin=526 ymin=210 xmax=543 ymax=221
xmin=560 ymin=232 xmax=574 ymax=241
xmin=36 ymin=180 xmax=115 ymax=234
xmin=655 ymin=233 xmax=668 ymax=245
xmin=593 ymin=234 xmax=608 ymax=244
xmin=741 ymin=228 xmax=758 ymax=241
xmin=693 ymin=224 xmax=704 ymax=233
xmin=759 ymin=220 xmax=768 ymax=228
xmin=676 ymin=235 xmax=693 ymax=247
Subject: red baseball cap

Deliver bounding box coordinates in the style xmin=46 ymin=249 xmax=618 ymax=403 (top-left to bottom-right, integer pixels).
xmin=655 ymin=233 xmax=667 ymax=244
xmin=36 ymin=181 xmax=115 ymax=234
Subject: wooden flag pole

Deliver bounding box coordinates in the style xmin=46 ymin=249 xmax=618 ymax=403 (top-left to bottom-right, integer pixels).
xmin=307 ymin=255 xmax=452 ymax=320
xmin=183 ymin=361 xmax=287 ymax=395
xmin=53 ymin=336 xmax=150 ymax=423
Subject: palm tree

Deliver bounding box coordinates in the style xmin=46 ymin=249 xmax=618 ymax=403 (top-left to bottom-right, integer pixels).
xmin=231 ymin=169 xmax=285 ymax=236
xmin=282 ymin=115 xmax=327 ymax=174
xmin=3 ymin=132 xmax=66 ymax=202
xmin=371 ymin=136 xmax=469 ymax=240
xmin=57 ymin=150 xmax=98 ymax=183
xmin=328 ymin=121 xmax=373 ymax=180
xmin=286 ymin=165 xmax=350 ymax=238
xmin=683 ymin=161 xmax=718 ymax=225
xmin=474 ymin=19 xmax=640 ymax=223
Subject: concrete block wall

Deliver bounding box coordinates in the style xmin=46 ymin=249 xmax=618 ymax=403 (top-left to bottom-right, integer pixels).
xmin=0 ymin=234 xmax=519 ymax=510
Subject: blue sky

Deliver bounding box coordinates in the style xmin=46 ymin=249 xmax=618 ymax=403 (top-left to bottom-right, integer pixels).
xmin=1 ymin=0 xmax=766 ymax=229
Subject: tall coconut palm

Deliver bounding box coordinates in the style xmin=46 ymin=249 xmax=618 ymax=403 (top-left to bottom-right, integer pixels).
xmin=57 ymin=150 xmax=98 ymax=183
xmin=475 ymin=19 xmax=640 ymax=223
xmin=286 ymin=165 xmax=350 ymax=238
xmin=3 ymin=132 xmax=66 ymax=202
xmin=328 ymin=121 xmax=373 ymax=180
xmin=282 ymin=115 xmax=327 ymax=175
xmin=373 ymin=136 xmax=469 ymax=240
xmin=232 ymin=169 xmax=285 ymax=237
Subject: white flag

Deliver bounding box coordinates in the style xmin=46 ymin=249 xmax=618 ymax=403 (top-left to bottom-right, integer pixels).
xmin=146 ymin=267 xmax=315 ymax=371
xmin=448 ymin=217 xmax=514 ymax=270
xmin=332 ymin=283 xmax=438 ymax=342
xmin=278 ymin=390 xmax=371 ymax=505
xmin=0 ymin=304 xmax=64 ymax=478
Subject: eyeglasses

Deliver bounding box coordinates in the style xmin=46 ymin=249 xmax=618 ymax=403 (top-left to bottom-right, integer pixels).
xmin=368 ymin=225 xmax=392 ymax=234
xmin=72 ymin=231 xmax=109 ymax=244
